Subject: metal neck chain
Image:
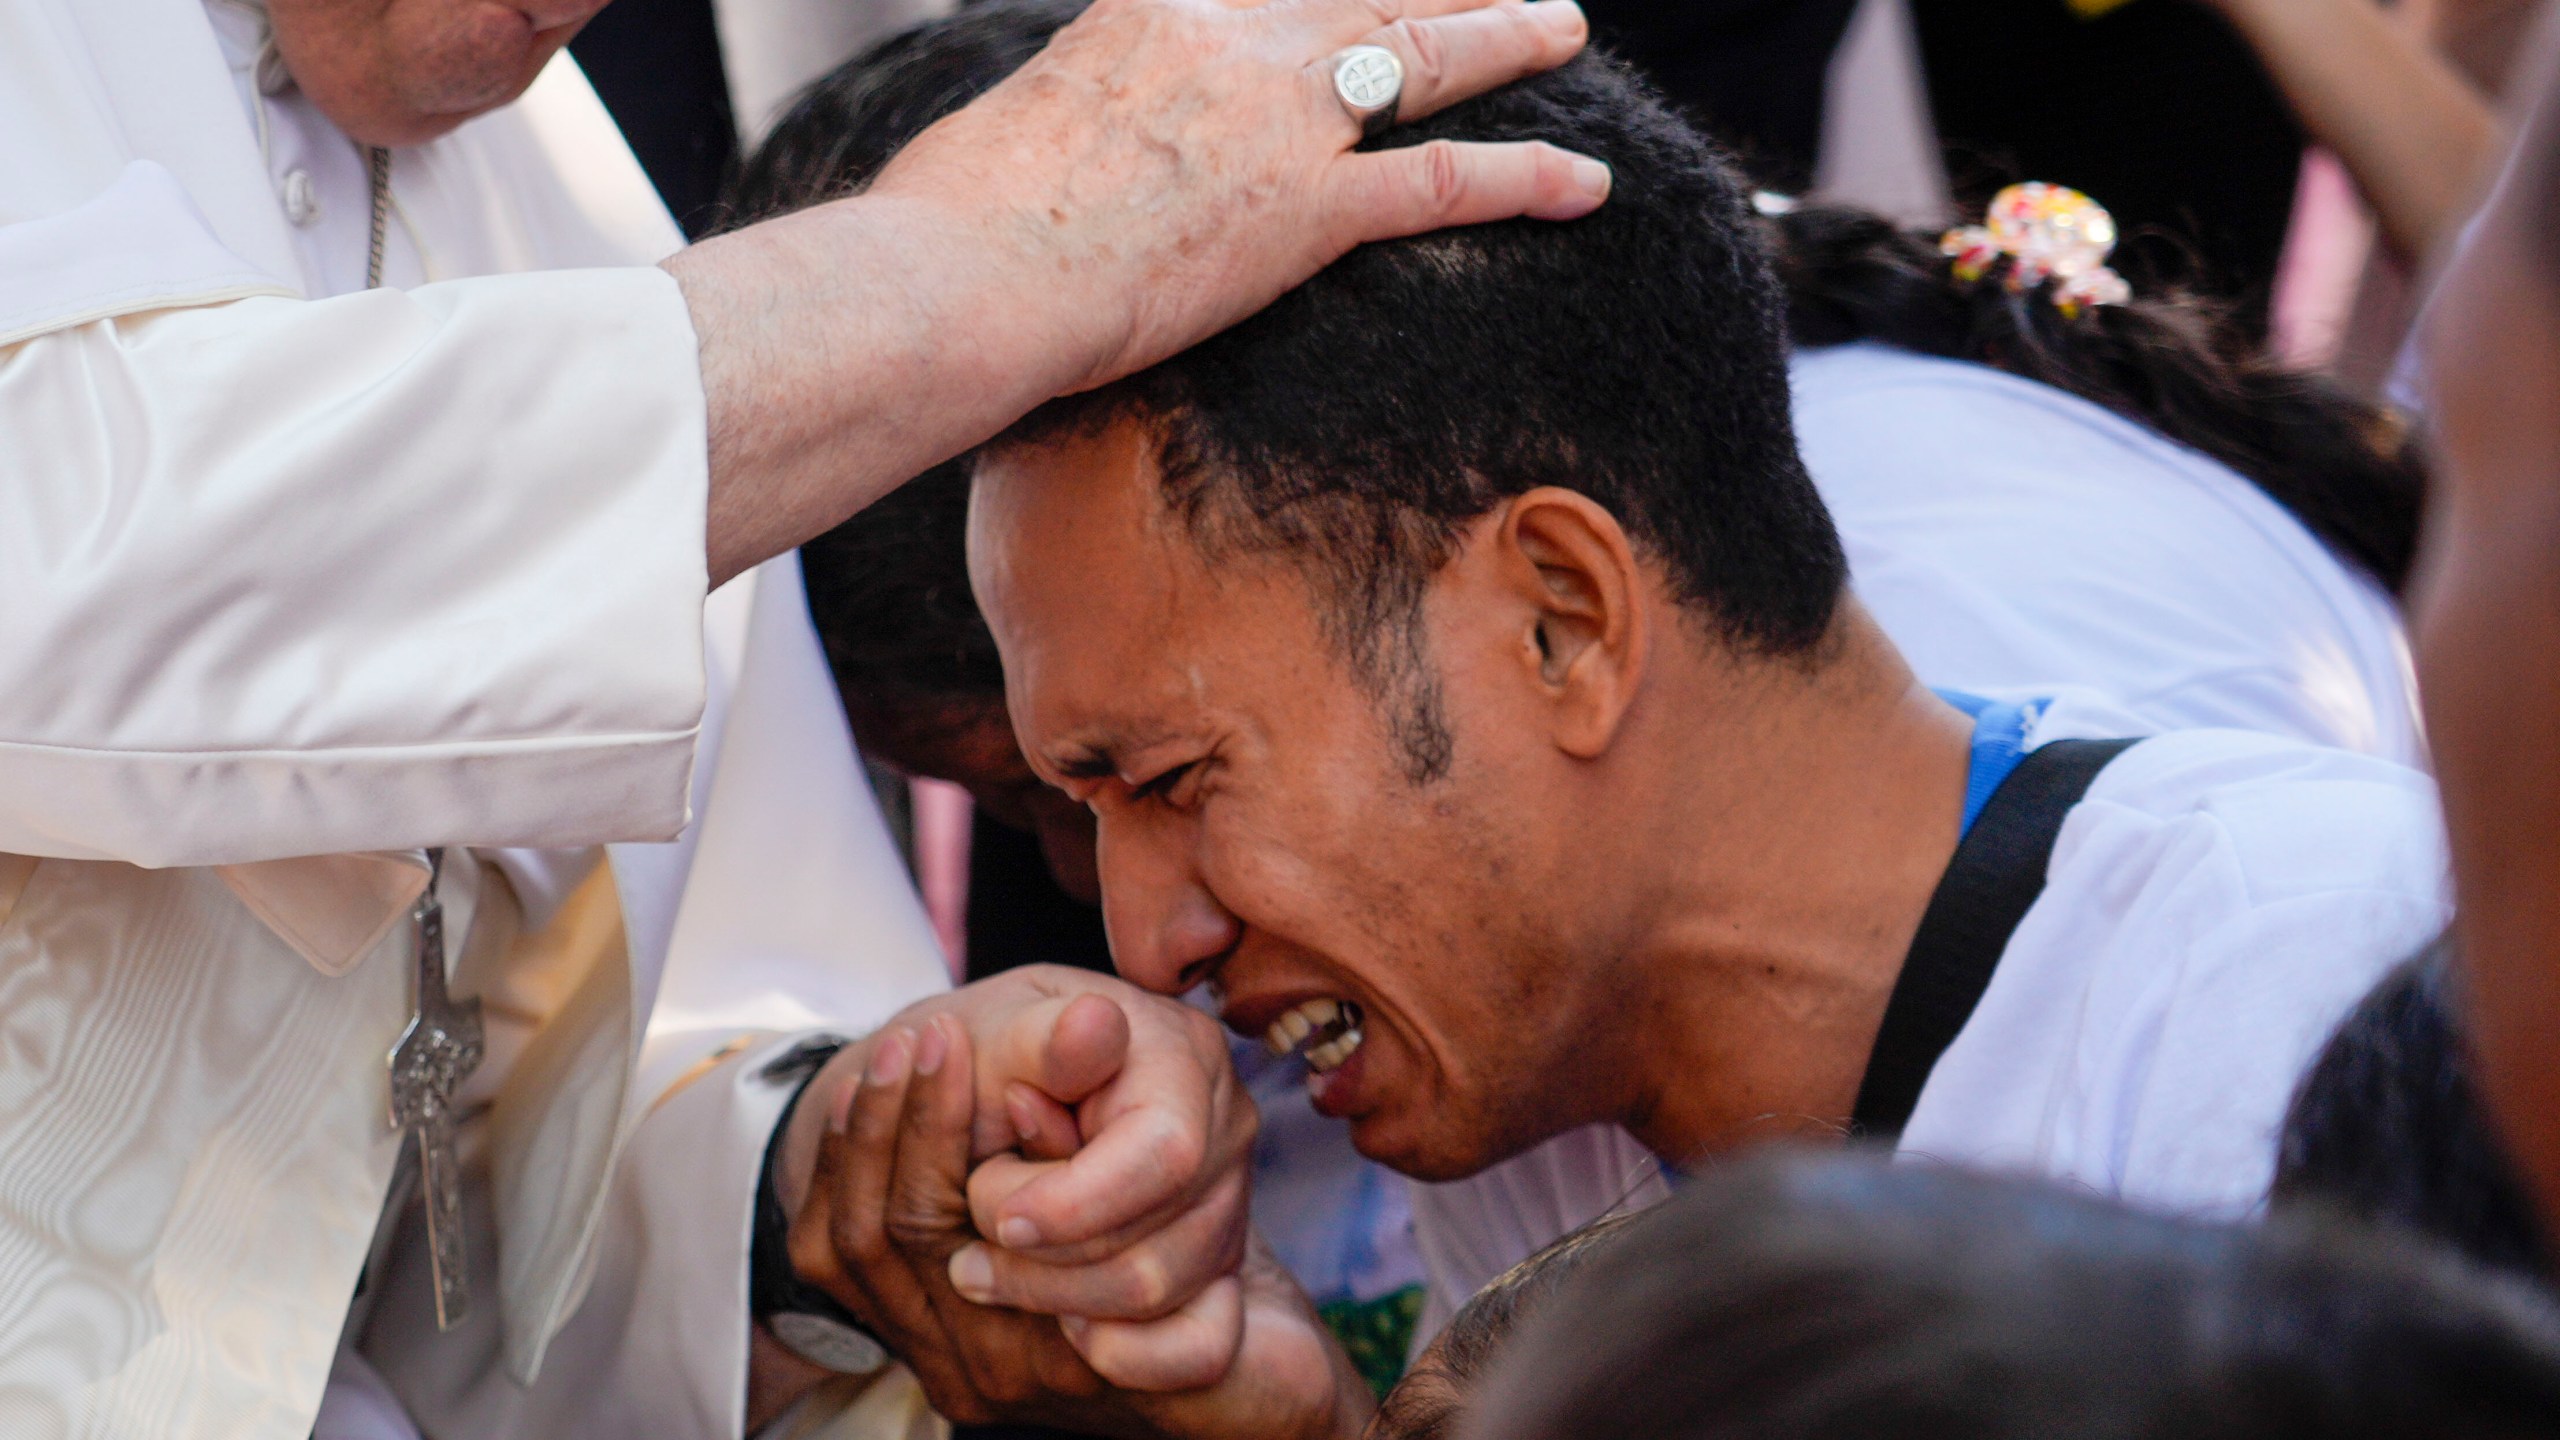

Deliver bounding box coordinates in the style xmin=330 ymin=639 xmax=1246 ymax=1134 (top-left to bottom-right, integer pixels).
xmin=365 ymin=145 xmax=391 ymax=290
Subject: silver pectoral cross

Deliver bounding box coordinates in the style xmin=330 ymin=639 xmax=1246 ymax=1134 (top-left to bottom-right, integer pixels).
xmin=387 ymin=848 xmax=485 ymax=1331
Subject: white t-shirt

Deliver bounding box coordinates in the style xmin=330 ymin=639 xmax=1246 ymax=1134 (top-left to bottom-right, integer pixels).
xmin=1898 ymin=698 xmax=2447 ymax=1208
xmin=1408 ymin=350 xmax=2437 ymax=1331
xmin=1798 ymin=343 xmax=2422 ymax=766
xmin=1413 ymin=698 xmax=2448 ymax=1327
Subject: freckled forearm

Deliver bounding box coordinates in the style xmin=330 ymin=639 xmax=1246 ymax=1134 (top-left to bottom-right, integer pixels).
xmin=670 ymin=194 xmax=1101 ymax=590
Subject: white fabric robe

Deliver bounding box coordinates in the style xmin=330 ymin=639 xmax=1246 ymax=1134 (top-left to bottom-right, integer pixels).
xmin=0 ymin=2 xmax=950 ymax=1434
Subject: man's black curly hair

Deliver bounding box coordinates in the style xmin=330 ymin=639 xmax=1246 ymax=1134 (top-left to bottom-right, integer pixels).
xmin=740 ymin=3 xmax=1849 ymax=767
xmin=1006 ymin=45 xmax=1844 ymax=776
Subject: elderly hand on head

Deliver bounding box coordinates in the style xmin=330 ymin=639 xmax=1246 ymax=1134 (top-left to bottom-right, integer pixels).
xmin=250 ymin=0 xmax=1597 ymax=588
xmin=667 ymin=0 xmax=1603 ymax=589
xmin=866 ymin=0 xmax=1608 ymax=394
xmin=771 ymin=966 xmax=1372 ymax=1439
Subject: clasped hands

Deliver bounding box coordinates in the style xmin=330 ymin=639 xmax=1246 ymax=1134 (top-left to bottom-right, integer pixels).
xmin=770 ymin=967 xmax=1372 ymax=1440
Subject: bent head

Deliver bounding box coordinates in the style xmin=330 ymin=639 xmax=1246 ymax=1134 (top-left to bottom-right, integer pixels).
xmin=972 ymin=56 xmax=1846 ymax=1179
xmin=1369 ymin=1211 xmax=1642 ymax=1440
xmin=265 ymin=0 xmax=610 ymax=146
xmin=743 ymin=2 xmax=1110 ymax=906
xmin=1469 ymin=1153 xmax=2560 ymax=1440
xmin=801 ymin=461 xmax=1100 ymax=903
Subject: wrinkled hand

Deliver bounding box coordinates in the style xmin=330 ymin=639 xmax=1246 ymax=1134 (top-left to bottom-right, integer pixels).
xmin=773 ymin=966 xmax=1263 ymax=1392
xmin=779 ymin=967 xmax=1256 ymax=1296
xmin=790 ymin=1009 xmax=1370 ymax=1438
xmin=868 ymin=0 xmax=1606 ymax=395
xmin=681 ymin=0 xmax=1602 ymax=586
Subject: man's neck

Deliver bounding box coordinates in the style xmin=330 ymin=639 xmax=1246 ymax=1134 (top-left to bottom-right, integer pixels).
xmin=1607 ymin=603 xmax=1976 ymax=1163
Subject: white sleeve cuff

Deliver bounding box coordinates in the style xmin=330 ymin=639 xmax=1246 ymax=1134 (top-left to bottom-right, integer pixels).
xmin=0 ymin=268 xmax=711 ymax=864
xmin=509 ymin=1030 xmax=811 ymax=1439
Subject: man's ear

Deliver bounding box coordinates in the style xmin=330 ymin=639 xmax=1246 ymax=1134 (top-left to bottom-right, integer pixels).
xmin=1499 ymin=487 xmax=1650 ymax=760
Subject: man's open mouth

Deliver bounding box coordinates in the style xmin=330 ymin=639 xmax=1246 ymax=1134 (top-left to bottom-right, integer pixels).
xmin=1262 ymin=997 xmax=1365 ymax=1074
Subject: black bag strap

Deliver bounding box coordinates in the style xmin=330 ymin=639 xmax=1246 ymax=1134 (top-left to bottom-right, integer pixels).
xmin=1850 ymin=736 xmax=2142 ymax=1140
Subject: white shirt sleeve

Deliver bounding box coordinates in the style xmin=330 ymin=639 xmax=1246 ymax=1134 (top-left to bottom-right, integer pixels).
xmin=531 ymin=1032 xmax=816 ymax=1439
xmin=0 ymin=270 xmax=712 ymax=867
xmin=1898 ymin=723 xmax=2454 ymax=1219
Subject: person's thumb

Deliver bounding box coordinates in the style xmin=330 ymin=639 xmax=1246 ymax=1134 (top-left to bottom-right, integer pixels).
xmin=971 ymin=991 xmax=1130 ymax=1156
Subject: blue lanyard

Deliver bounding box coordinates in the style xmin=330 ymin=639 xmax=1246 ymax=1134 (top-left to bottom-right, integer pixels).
xmin=1935 ymin=690 xmax=2046 ymax=839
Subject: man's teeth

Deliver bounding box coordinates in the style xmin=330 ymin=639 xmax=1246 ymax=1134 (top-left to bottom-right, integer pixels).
xmin=1262 ymin=998 xmax=1365 ymax=1073
xmin=1304 ymin=1024 xmax=1363 ymax=1074
xmin=1263 ymin=997 xmax=1336 ymax=1055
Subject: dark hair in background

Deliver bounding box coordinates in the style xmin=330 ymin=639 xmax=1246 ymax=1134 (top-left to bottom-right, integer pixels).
xmin=1009 ymin=54 xmax=1848 ymax=780
xmin=1465 ymin=1151 xmax=2560 ymax=1440
xmin=729 ymin=2 xmax=1095 ymax=707
xmin=2275 ymin=937 xmax=2551 ymax=1278
xmin=722 ymin=0 xmax=1087 ymax=220
xmin=1769 ymin=202 xmax=2426 ymax=594
xmin=798 ymin=461 xmax=1003 ymax=706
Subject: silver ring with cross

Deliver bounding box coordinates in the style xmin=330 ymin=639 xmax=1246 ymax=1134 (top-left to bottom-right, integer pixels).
xmin=1331 ymin=44 xmax=1405 ymax=143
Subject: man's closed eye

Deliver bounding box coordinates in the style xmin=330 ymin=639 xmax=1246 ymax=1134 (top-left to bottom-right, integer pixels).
xmin=1130 ymin=761 xmax=1201 ymax=806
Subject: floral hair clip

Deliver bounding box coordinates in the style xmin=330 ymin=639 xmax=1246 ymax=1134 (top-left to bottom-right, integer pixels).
xmin=1940 ymin=181 xmax=2133 ymax=318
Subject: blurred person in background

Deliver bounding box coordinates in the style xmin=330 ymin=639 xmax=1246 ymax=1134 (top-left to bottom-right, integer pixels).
xmin=1462 ymin=1153 xmax=2560 ymax=1440
xmin=1864 ymin=0 xmax=2518 ymax=365
xmin=2273 ymin=937 xmax=2552 ymax=1278
xmin=1361 ymin=1213 xmax=1637 ymax=1440
xmin=1911 ymin=0 xmax=2305 ymax=329
xmin=2202 ymin=0 xmax=2516 ymax=391
xmin=2200 ymin=0 xmax=2505 ymax=268
xmin=2408 ymin=11 xmax=2560 ymax=1243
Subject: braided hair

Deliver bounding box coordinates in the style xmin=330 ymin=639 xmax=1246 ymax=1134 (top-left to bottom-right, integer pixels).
xmin=1769 ymin=202 xmax=2425 ymax=595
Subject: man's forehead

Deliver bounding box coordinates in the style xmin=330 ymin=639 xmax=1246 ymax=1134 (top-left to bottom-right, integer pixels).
xmin=970 ymin=419 xmax=1222 ymax=757
xmin=971 ymin=419 xmax=1192 ymax=631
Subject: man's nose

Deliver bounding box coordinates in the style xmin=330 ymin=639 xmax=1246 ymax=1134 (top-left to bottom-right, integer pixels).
xmin=1096 ymin=817 xmax=1241 ymax=995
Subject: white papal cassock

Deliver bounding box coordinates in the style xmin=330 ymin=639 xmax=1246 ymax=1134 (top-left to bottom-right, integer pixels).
xmin=0 ymin=2 xmax=951 ymax=1436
